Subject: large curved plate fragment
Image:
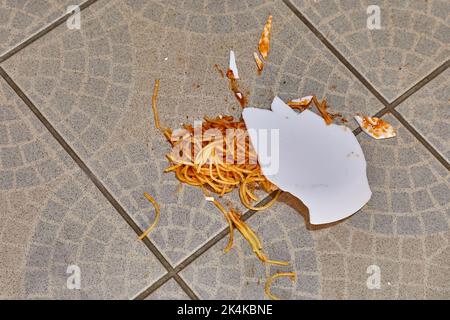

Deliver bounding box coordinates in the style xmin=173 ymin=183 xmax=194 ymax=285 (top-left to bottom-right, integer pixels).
xmin=242 ymin=97 xmax=372 ymax=224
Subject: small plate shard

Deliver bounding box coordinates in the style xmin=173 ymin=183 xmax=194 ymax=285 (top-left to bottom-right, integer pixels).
xmin=291 ymin=96 xmax=313 ymax=104
xmin=229 ymin=50 xmax=239 ymax=79
xmin=355 ymin=116 xmax=396 ymax=139
xmin=287 ymin=96 xmax=313 ymax=109
xmin=254 ymin=52 xmax=264 ymax=72
xmin=242 ymin=97 xmax=372 ymax=225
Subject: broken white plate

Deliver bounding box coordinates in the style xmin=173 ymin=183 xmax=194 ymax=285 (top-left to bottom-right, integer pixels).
xmin=229 ymin=50 xmax=239 ymax=79
xmin=242 ymin=97 xmax=372 ymax=224
xmin=355 ymin=116 xmax=396 ymax=140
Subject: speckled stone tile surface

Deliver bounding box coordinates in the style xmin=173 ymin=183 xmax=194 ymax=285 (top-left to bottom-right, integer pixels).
xmin=397 ymin=68 xmax=450 ymax=162
xmin=0 ymin=78 xmax=166 ymax=299
xmin=0 ymin=0 xmax=449 ymax=300
xmin=289 ymin=0 xmax=450 ymax=102
xmin=0 ymin=0 xmax=84 ymax=56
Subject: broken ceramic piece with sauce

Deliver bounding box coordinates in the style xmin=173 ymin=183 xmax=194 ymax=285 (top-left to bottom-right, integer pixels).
xmin=254 ymin=52 xmax=264 ymax=72
xmin=355 ymin=116 xmax=396 ymax=139
xmin=242 ymin=97 xmax=372 ymax=224
xmin=287 ymin=96 xmax=313 ymax=109
xmin=229 ymin=50 xmax=239 ymax=79
xmin=226 ymin=52 xmax=247 ymax=107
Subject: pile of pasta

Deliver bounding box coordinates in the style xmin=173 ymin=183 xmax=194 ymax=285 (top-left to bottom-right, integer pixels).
xmin=144 ymin=74 xmax=337 ymax=299
xmin=150 ymin=80 xmax=286 ymax=268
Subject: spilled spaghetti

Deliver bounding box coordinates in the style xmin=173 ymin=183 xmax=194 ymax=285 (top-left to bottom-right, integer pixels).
xmin=138 ymin=16 xmax=337 ymax=300
xmin=141 ymin=76 xmax=335 ymax=299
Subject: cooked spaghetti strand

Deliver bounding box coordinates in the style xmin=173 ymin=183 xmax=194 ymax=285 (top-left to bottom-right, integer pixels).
xmin=138 ymin=192 xmax=161 ymax=240
xmin=151 ymin=79 xmax=162 ymax=130
xmin=265 ymin=272 xmax=297 ymax=300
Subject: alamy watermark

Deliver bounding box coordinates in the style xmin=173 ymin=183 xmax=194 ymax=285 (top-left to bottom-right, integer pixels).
xmin=67 ymin=5 xmax=81 ymax=30
xmin=366 ymin=265 xmax=381 ymax=289
xmin=367 ymin=5 xmax=381 ymax=30
xmin=66 ymin=264 xmax=81 ymax=290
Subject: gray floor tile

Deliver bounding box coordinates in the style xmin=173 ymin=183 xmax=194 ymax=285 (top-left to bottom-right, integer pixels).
xmin=0 ymin=78 xmax=165 ymax=299
xmin=0 ymin=0 xmax=84 ymax=56
xmin=289 ymin=0 xmax=450 ymax=102
xmin=397 ymin=68 xmax=449 ymax=162
xmin=180 ymin=114 xmax=450 ymax=299
xmin=1 ymin=0 xmax=384 ymax=266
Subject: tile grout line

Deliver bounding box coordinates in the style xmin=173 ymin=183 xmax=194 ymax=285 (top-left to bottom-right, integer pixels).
xmin=388 ymin=60 xmax=450 ymax=109
xmin=386 ymin=61 xmax=450 ymax=171
xmin=282 ymin=0 xmax=390 ymax=107
xmin=0 ymin=66 xmax=182 ymax=294
xmin=390 ymin=109 xmax=450 ymax=171
xmin=133 ymin=272 xmax=199 ymax=300
xmin=173 ymin=274 xmax=200 ymax=300
xmin=134 ymin=222 xmax=232 ymax=299
xmin=134 ymin=273 xmax=173 ymax=300
xmin=0 ymin=0 xmax=99 ymax=64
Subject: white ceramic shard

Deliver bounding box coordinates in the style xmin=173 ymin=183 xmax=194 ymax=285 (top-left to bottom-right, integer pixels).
xmin=242 ymin=97 xmax=372 ymax=224
xmin=229 ymin=50 xmax=239 ymax=79
xmin=355 ymin=116 xmax=396 ymax=140
xmin=291 ymin=96 xmax=313 ymax=104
